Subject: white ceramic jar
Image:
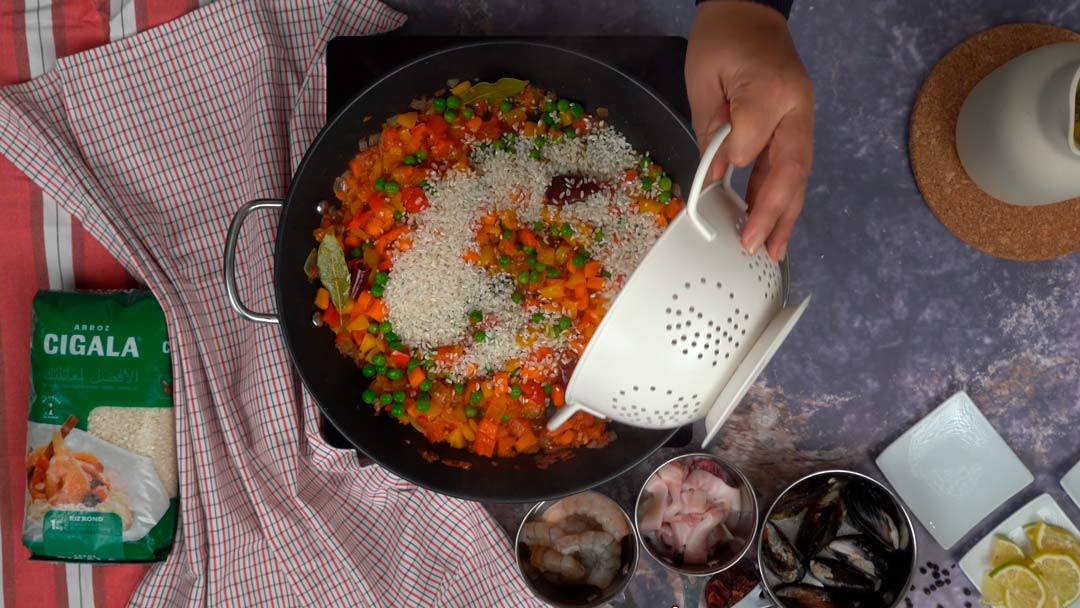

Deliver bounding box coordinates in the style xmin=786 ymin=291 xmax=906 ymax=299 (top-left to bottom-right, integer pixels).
xmin=956 ymin=42 xmax=1080 ymax=206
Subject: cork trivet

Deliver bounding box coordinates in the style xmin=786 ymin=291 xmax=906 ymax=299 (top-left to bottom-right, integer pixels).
xmin=910 ymin=23 xmax=1080 ymax=261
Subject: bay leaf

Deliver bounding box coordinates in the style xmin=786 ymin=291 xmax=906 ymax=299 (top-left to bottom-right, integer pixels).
xmin=317 ymin=235 xmax=350 ymax=311
xmin=459 ymin=77 xmax=529 ymax=104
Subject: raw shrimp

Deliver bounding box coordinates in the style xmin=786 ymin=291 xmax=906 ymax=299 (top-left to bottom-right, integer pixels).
xmin=520 ymin=522 xmax=566 ymax=547
xmin=530 ymin=546 xmax=587 ymax=582
xmin=542 ymin=491 xmax=631 ymax=540
xmin=556 ymin=531 xmax=621 ymax=589
xmin=557 ymin=516 xmax=593 ymax=534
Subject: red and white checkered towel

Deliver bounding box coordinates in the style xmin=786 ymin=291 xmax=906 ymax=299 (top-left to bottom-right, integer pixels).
xmin=0 ymin=0 xmax=538 ymax=605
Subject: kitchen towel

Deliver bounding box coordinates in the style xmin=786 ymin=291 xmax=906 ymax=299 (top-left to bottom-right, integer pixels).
xmin=0 ymin=0 xmax=537 ymax=605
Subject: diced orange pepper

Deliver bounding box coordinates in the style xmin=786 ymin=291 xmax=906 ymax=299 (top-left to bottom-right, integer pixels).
xmin=574 ymin=284 xmax=588 ymax=300
xmin=664 ymin=199 xmax=684 ymax=219
xmin=555 ymin=430 xmax=574 ymax=445
xmin=473 ymin=419 xmax=500 ymax=458
xmin=322 ymin=303 xmax=341 ymax=328
xmin=408 ymin=366 xmax=426 ymax=389
xmin=314 ymin=288 xmax=330 ymax=310
xmin=344 ymin=235 xmax=361 ymax=248
xmin=346 ymin=314 xmax=370 ymax=332
xmin=462 ymin=249 xmax=481 ymax=263
xmin=492 ymin=372 xmax=510 ymax=395
xmin=374 ymin=225 xmax=409 ymax=254
xmin=518 ymin=229 xmax=539 ymax=248
xmin=583 ymin=260 xmax=601 ymax=278
xmin=466 ymin=117 xmax=483 ymax=132
xmin=497 ymin=436 xmax=516 ymax=458
xmin=586 ymin=277 xmax=605 ymax=290
xmin=552 ymin=384 xmax=565 ymax=407
xmin=356 ymin=291 xmax=373 ymax=314
xmin=367 ymin=299 xmax=388 ymax=322
xmin=523 ymin=122 xmax=537 ymax=137
xmin=513 ymin=429 xmax=538 ymax=453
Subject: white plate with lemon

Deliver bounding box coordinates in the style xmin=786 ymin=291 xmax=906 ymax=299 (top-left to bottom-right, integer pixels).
xmin=959 ymin=493 xmax=1080 ymax=608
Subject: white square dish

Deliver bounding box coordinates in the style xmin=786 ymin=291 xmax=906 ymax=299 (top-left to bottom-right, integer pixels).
xmin=875 ymin=391 xmax=1033 ymax=549
xmin=1063 ymin=460 xmax=1080 ymax=510
xmin=958 ymin=493 xmax=1080 ymax=590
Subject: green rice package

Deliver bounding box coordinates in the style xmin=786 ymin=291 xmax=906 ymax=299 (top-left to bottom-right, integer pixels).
xmin=23 ymin=291 xmax=177 ymax=562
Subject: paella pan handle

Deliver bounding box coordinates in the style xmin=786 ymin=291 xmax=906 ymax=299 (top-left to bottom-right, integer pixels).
xmin=224 ymin=199 xmax=282 ymax=324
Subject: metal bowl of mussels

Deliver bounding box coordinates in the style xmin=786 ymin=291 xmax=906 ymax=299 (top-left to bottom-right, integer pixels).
xmin=757 ymin=470 xmax=917 ymax=608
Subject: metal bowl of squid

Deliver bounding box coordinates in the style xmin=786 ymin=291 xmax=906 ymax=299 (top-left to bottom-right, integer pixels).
xmin=758 ymin=470 xmax=917 ymax=608
xmin=633 ymin=453 xmax=760 ymax=576
xmin=514 ymin=493 xmax=639 ymax=608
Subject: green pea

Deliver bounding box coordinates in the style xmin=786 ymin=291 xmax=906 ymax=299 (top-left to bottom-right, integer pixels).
xmin=529 ymin=148 xmax=541 ymax=159
xmin=659 ymin=176 xmax=673 ymax=191
xmin=416 ymin=393 xmax=431 ymax=411
xmin=389 ymin=341 xmax=404 ymax=352
xmin=446 ymin=95 xmax=461 ymax=109
xmin=385 ymin=332 xmax=398 ymax=345
xmin=529 ymin=270 xmax=540 ymax=282
xmin=362 ymin=365 xmax=376 ymax=378
xmin=498 ymin=255 xmax=511 ymax=266
xmin=543 ymin=100 xmax=556 ymax=113
xmin=454 ymin=382 xmax=466 ymax=394
xmin=578 ymin=248 xmax=591 ymax=260
xmin=380 ymin=393 xmax=393 ymax=405
xmin=502 ymin=228 xmax=513 ymax=239
xmin=403 ymin=155 xmax=417 ymax=166
xmin=532 ymin=312 xmax=545 ymax=323
xmin=558 ymin=316 xmax=572 ymax=330
xmin=386 ymin=368 xmax=403 ymax=380
xmin=474 ymin=330 xmax=487 ymax=342
xmin=407 ymin=360 xmax=420 ymax=371
xmin=570 ymin=102 xmax=584 ymax=117
xmin=542 ymin=383 xmax=553 ymax=395
xmin=501 ymin=414 xmax=511 ymax=422
xmin=546 ymin=266 xmax=559 ymax=279
xmin=510 ymin=385 xmax=522 ymax=398
xmin=565 ymin=128 xmax=576 ymax=139
xmin=518 ymin=271 xmax=531 ymax=283
xmin=419 ymin=379 xmax=433 ymax=392
xmin=594 ymin=229 xmax=604 ymax=242
xmin=542 ymin=113 xmax=556 ymax=126
xmin=372 ymin=353 xmax=387 ymax=367
xmin=368 ymin=325 xmax=379 ymax=334
xmin=371 ymin=284 xmax=384 ymax=297
xmin=523 ymin=245 xmax=536 ymax=255
xmin=493 ymin=139 xmax=506 ymax=151
xmin=444 ymin=109 xmax=458 ymax=122
xmin=394 ymin=210 xmax=405 ymax=222
xmin=534 ymin=137 xmax=545 ymax=149
xmin=391 ymin=403 xmax=404 ymax=417
xmin=639 ymin=156 xmax=651 ymax=171
xmin=534 ymin=262 xmax=547 ymax=273
xmin=470 ymin=391 xmax=483 ymax=405
xmin=470 ymin=310 xmax=483 ymax=323
xmin=350 ymin=247 xmax=363 ymax=258
xmin=641 ymin=177 xmax=654 ymax=190
xmin=533 ymin=221 xmax=545 ymax=232
xmin=423 ymin=359 xmax=434 ymax=369
xmin=362 ymin=389 xmax=377 ymax=404
xmin=377 ymin=322 xmax=391 ymax=335
xmin=465 ymin=405 xmax=479 ymax=418
xmin=511 ymin=291 xmax=524 ymax=304
xmin=416 ymin=149 xmax=428 ymax=161
xmin=572 ymin=254 xmax=587 ymax=268
xmin=659 ymin=191 xmax=672 ymax=203
xmin=561 ymin=223 xmax=573 ymax=237
xmin=374 ymin=177 xmax=387 ymax=191
xmin=557 ymin=98 xmax=570 ymax=112
xmin=499 ymin=99 xmax=513 ymax=112
xmin=393 ymin=390 xmax=406 ymax=403
xmin=384 ymin=181 xmax=400 ymax=195
xmin=462 ymin=106 xmax=475 ymax=119
xmin=600 ymin=269 xmax=612 ymax=279
xmin=375 ymin=272 xmax=390 ymax=286
xmin=433 ymin=97 xmax=447 ymax=111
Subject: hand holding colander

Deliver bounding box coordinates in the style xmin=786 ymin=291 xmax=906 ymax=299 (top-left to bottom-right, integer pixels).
xmin=547 ymin=125 xmax=811 ymax=447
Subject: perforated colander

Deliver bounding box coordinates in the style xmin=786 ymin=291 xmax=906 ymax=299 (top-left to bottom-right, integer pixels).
xmin=547 ymin=125 xmax=811 ymax=447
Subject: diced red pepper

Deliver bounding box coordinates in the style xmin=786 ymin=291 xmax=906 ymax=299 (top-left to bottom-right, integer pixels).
xmin=389 ymin=350 xmax=410 ymax=368
xmin=401 ymin=186 xmax=429 ymax=213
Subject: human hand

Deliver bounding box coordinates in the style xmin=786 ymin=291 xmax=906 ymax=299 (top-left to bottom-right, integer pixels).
xmin=686 ymin=0 xmax=814 ymax=260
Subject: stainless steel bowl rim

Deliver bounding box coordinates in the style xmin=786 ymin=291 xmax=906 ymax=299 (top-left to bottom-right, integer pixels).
xmin=632 ymin=452 xmax=760 ymax=577
xmin=756 ymin=469 xmax=919 ymax=608
xmin=514 ymin=497 xmax=640 ymax=608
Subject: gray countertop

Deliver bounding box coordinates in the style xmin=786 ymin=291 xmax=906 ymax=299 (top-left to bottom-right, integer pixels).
xmin=383 ymin=1 xmax=1080 ymax=606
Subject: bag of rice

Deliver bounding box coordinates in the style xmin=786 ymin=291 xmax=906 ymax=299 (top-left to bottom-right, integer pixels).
xmin=23 ymin=291 xmax=177 ymax=562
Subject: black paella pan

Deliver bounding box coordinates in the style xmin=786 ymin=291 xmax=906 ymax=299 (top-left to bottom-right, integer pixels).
xmin=223 ymin=41 xmax=699 ymax=501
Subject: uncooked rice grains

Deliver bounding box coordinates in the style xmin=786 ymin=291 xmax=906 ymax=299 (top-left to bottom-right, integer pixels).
xmin=23 ymin=291 xmax=177 ymax=562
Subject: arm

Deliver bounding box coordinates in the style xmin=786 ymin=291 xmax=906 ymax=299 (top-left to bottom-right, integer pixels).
xmin=686 ymin=0 xmax=813 ymax=261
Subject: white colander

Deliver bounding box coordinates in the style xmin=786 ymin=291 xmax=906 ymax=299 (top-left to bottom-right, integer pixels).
xmin=547 ymin=125 xmax=811 ymax=447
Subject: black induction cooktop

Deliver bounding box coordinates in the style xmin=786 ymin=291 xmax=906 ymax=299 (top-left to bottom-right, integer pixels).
xmin=320 ymin=34 xmax=694 ymax=452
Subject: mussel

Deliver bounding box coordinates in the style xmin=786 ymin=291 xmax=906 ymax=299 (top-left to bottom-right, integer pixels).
xmin=809 ymin=557 xmax=876 ymax=592
xmin=795 ymin=482 xmax=845 ymax=559
xmin=763 ymin=521 xmax=805 ymax=584
xmin=824 ymin=536 xmax=887 ymax=582
xmin=774 ymin=584 xmax=841 ymax=608
xmin=844 ymin=482 xmax=902 ymax=551
xmin=772 ymin=476 xmax=842 ymax=521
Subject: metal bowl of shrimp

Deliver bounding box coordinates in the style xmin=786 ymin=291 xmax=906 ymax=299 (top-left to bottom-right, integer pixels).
xmin=514 ymin=491 xmax=639 ymax=607
xmin=634 ymin=453 xmax=760 ymax=576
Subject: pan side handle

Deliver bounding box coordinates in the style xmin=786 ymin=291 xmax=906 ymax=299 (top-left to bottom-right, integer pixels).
xmin=224 ymin=199 xmax=283 ymax=324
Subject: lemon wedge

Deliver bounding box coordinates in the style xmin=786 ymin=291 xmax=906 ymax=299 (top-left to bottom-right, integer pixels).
xmin=988 ymin=562 xmax=1047 ymax=608
xmin=1032 ymin=552 xmax=1080 ymax=608
xmin=994 ymin=536 xmax=1030 ymax=568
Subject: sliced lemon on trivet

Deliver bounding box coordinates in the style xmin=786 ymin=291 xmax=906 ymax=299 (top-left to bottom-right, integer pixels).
xmin=1028 ymin=524 xmax=1048 ymax=549
xmin=987 ymin=563 xmax=1047 ymax=608
xmin=994 ymin=536 xmax=1030 ymax=568
xmin=1032 ymin=552 xmax=1080 ymax=607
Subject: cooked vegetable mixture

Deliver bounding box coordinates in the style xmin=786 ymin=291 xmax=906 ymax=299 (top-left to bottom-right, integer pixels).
xmin=308 ymin=77 xmax=683 ymax=458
